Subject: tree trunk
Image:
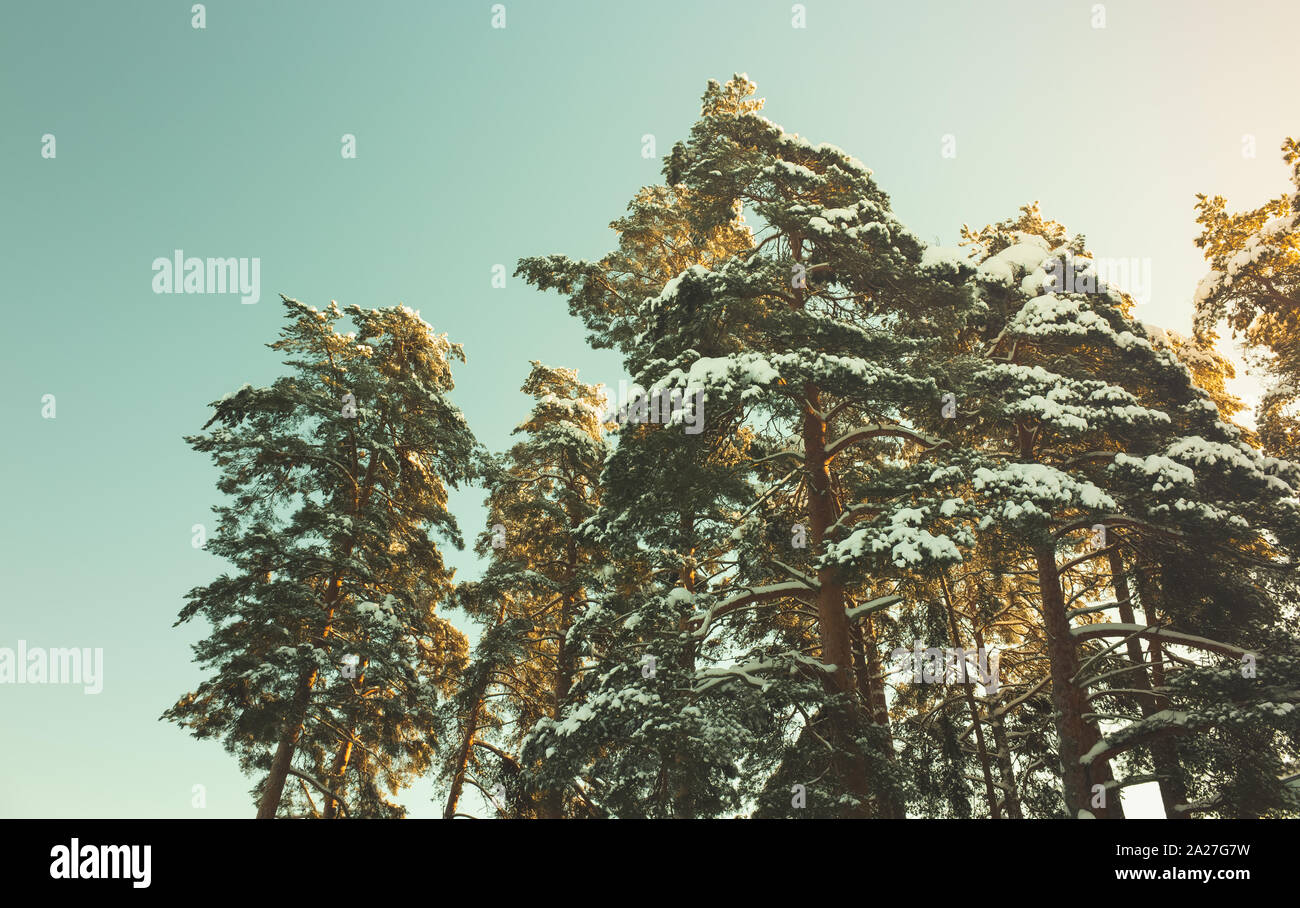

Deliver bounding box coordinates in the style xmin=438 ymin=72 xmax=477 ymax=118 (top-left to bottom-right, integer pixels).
xmin=257 ymin=664 xmax=319 ymax=819
xmin=801 ymin=384 xmax=877 ymax=816
xmin=1014 ymin=417 xmax=1120 ymax=817
xmin=256 ymin=576 xmax=341 ymax=819
xmin=1122 ymin=560 xmax=1189 ymax=817
xmin=802 ymin=386 xmax=855 ymax=697
xmin=986 ymin=706 xmax=1023 ymax=819
xmin=941 ymin=576 xmax=1001 ymax=818
xmin=976 ymin=627 xmax=1023 ymax=818
xmin=260 ymin=449 xmax=376 ymax=820
xmin=1035 ymin=543 xmax=1121 ymax=817
xmin=542 ymin=584 xmax=577 ymax=819
xmin=442 ymin=692 xmax=485 ymax=819
xmin=443 ymin=599 xmax=507 ymax=820
xmin=850 ymin=617 xmax=904 ymax=817
xmin=322 ymin=663 xmax=365 ymax=820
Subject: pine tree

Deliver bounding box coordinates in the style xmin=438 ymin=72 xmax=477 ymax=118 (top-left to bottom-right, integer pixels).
xmin=441 ymin=362 xmax=609 ymax=818
xmin=1194 ymin=137 xmax=1300 ymax=455
xmin=516 ymin=294 xmax=770 ymax=818
xmin=944 ymin=205 xmax=1300 ymax=816
xmin=522 ymin=75 xmax=978 ymax=816
xmin=165 ymin=296 xmax=478 ymax=818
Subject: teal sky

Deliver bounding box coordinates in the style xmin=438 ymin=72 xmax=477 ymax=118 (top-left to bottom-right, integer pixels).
xmin=2 ymin=0 xmax=1297 ymax=818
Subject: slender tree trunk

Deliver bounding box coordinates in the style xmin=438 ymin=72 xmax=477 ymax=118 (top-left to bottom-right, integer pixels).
xmin=850 ymin=617 xmax=904 ymax=817
xmin=259 ymin=445 xmax=378 ymax=820
xmin=442 ymin=692 xmax=485 ymax=819
xmin=1035 ymin=543 xmax=1123 ymax=817
xmin=941 ymin=576 xmax=1001 ymax=818
xmin=863 ymin=619 xmax=902 ymax=765
xmin=986 ymin=706 xmax=1023 ymax=819
xmin=975 ymin=627 xmax=1023 ymax=818
xmin=1121 ymin=560 xmax=1188 ymax=817
xmin=1013 ymin=418 xmax=1121 ymax=817
xmin=320 ymin=739 xmax=355 ymax=819
xmin=670 ymin=519 xmax=698 ymax=819
xmin=322 ymin=664 xmax=365 ymax=820
xmin=1109 ymin=549 xmax=1158 ymax=721
xmin=542 ymin=584 xmax=577 ymax=819
xmin=257 ymin=664 xmax=319 ymax=818
xmin=257 ymin=576 xmax=341 ymax=819
xmin=1035 ymin=542 xmax=1091 ymax=815
xmin=443 ymin=599 xmax=508 ymax=820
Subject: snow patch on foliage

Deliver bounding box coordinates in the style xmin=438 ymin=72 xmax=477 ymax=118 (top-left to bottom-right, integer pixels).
xmin=972 ymin=463 xmax=1116 ymax=525
xmin=827 ymin=506 xmax=962 ymax=568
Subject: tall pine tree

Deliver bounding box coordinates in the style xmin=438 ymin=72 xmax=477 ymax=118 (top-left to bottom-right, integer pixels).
xmin=166 ymin=297 xmax=479 ymax=818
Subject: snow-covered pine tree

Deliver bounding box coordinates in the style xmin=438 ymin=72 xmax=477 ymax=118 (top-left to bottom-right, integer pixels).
xmin=518 ymin=112 xmax=784 ymax=818
xmin=1082 ymin=336 xmax=1300 ymax=817
xmin=523 ymin=75 xmax=979 ymax=817
xmin=664 ymin=77 xmax=989 ymax=817
xmin=937 ymin=205 xmax=1300 ymax=817
xmin=165 ymin=296 xmax=478 ymax=818
xmin=442 ymin=362 xmax=609 ymax=818
xmin=519 ymin=202 xmax=776 ymax=819
xmin=519 ymin=376 xmax=783 ymax=818
xmin=1194 ymin=137 xmax=1300 ymax=456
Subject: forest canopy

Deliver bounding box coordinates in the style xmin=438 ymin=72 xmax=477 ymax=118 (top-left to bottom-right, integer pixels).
xmin=168 ymin=76 xmax=1300 ymax=820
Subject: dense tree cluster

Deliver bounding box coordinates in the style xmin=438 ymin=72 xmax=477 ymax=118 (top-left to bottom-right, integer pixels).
xmin=169 ymin=78 xmax=1300 ymax=819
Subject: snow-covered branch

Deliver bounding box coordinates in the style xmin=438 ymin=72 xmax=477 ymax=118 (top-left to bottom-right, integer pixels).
xmin=825 ymin=424 xmax=945 ymax=460
xmin=689 ymin=579 xmax=818 ymax=639
xmin=1070 ymin=623 xmax=1249 ymax=659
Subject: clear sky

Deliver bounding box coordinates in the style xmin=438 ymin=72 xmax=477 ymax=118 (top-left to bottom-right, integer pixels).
xmin=2 ymin=0 xmax=1297 ymax=818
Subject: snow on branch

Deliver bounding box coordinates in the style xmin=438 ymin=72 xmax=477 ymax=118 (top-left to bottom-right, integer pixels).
xmin=689 ymin=580 xmax=818 ymax=639
xmin=1070 ymin=623 xmax=1249 ymax=659
xmin=845 ymin=594 xmax=903 ymax=620
xmin=1053 ymin=514 xmax=1184 ymax=540
xmin=826 ymin=424 xmax=945 ymax=459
